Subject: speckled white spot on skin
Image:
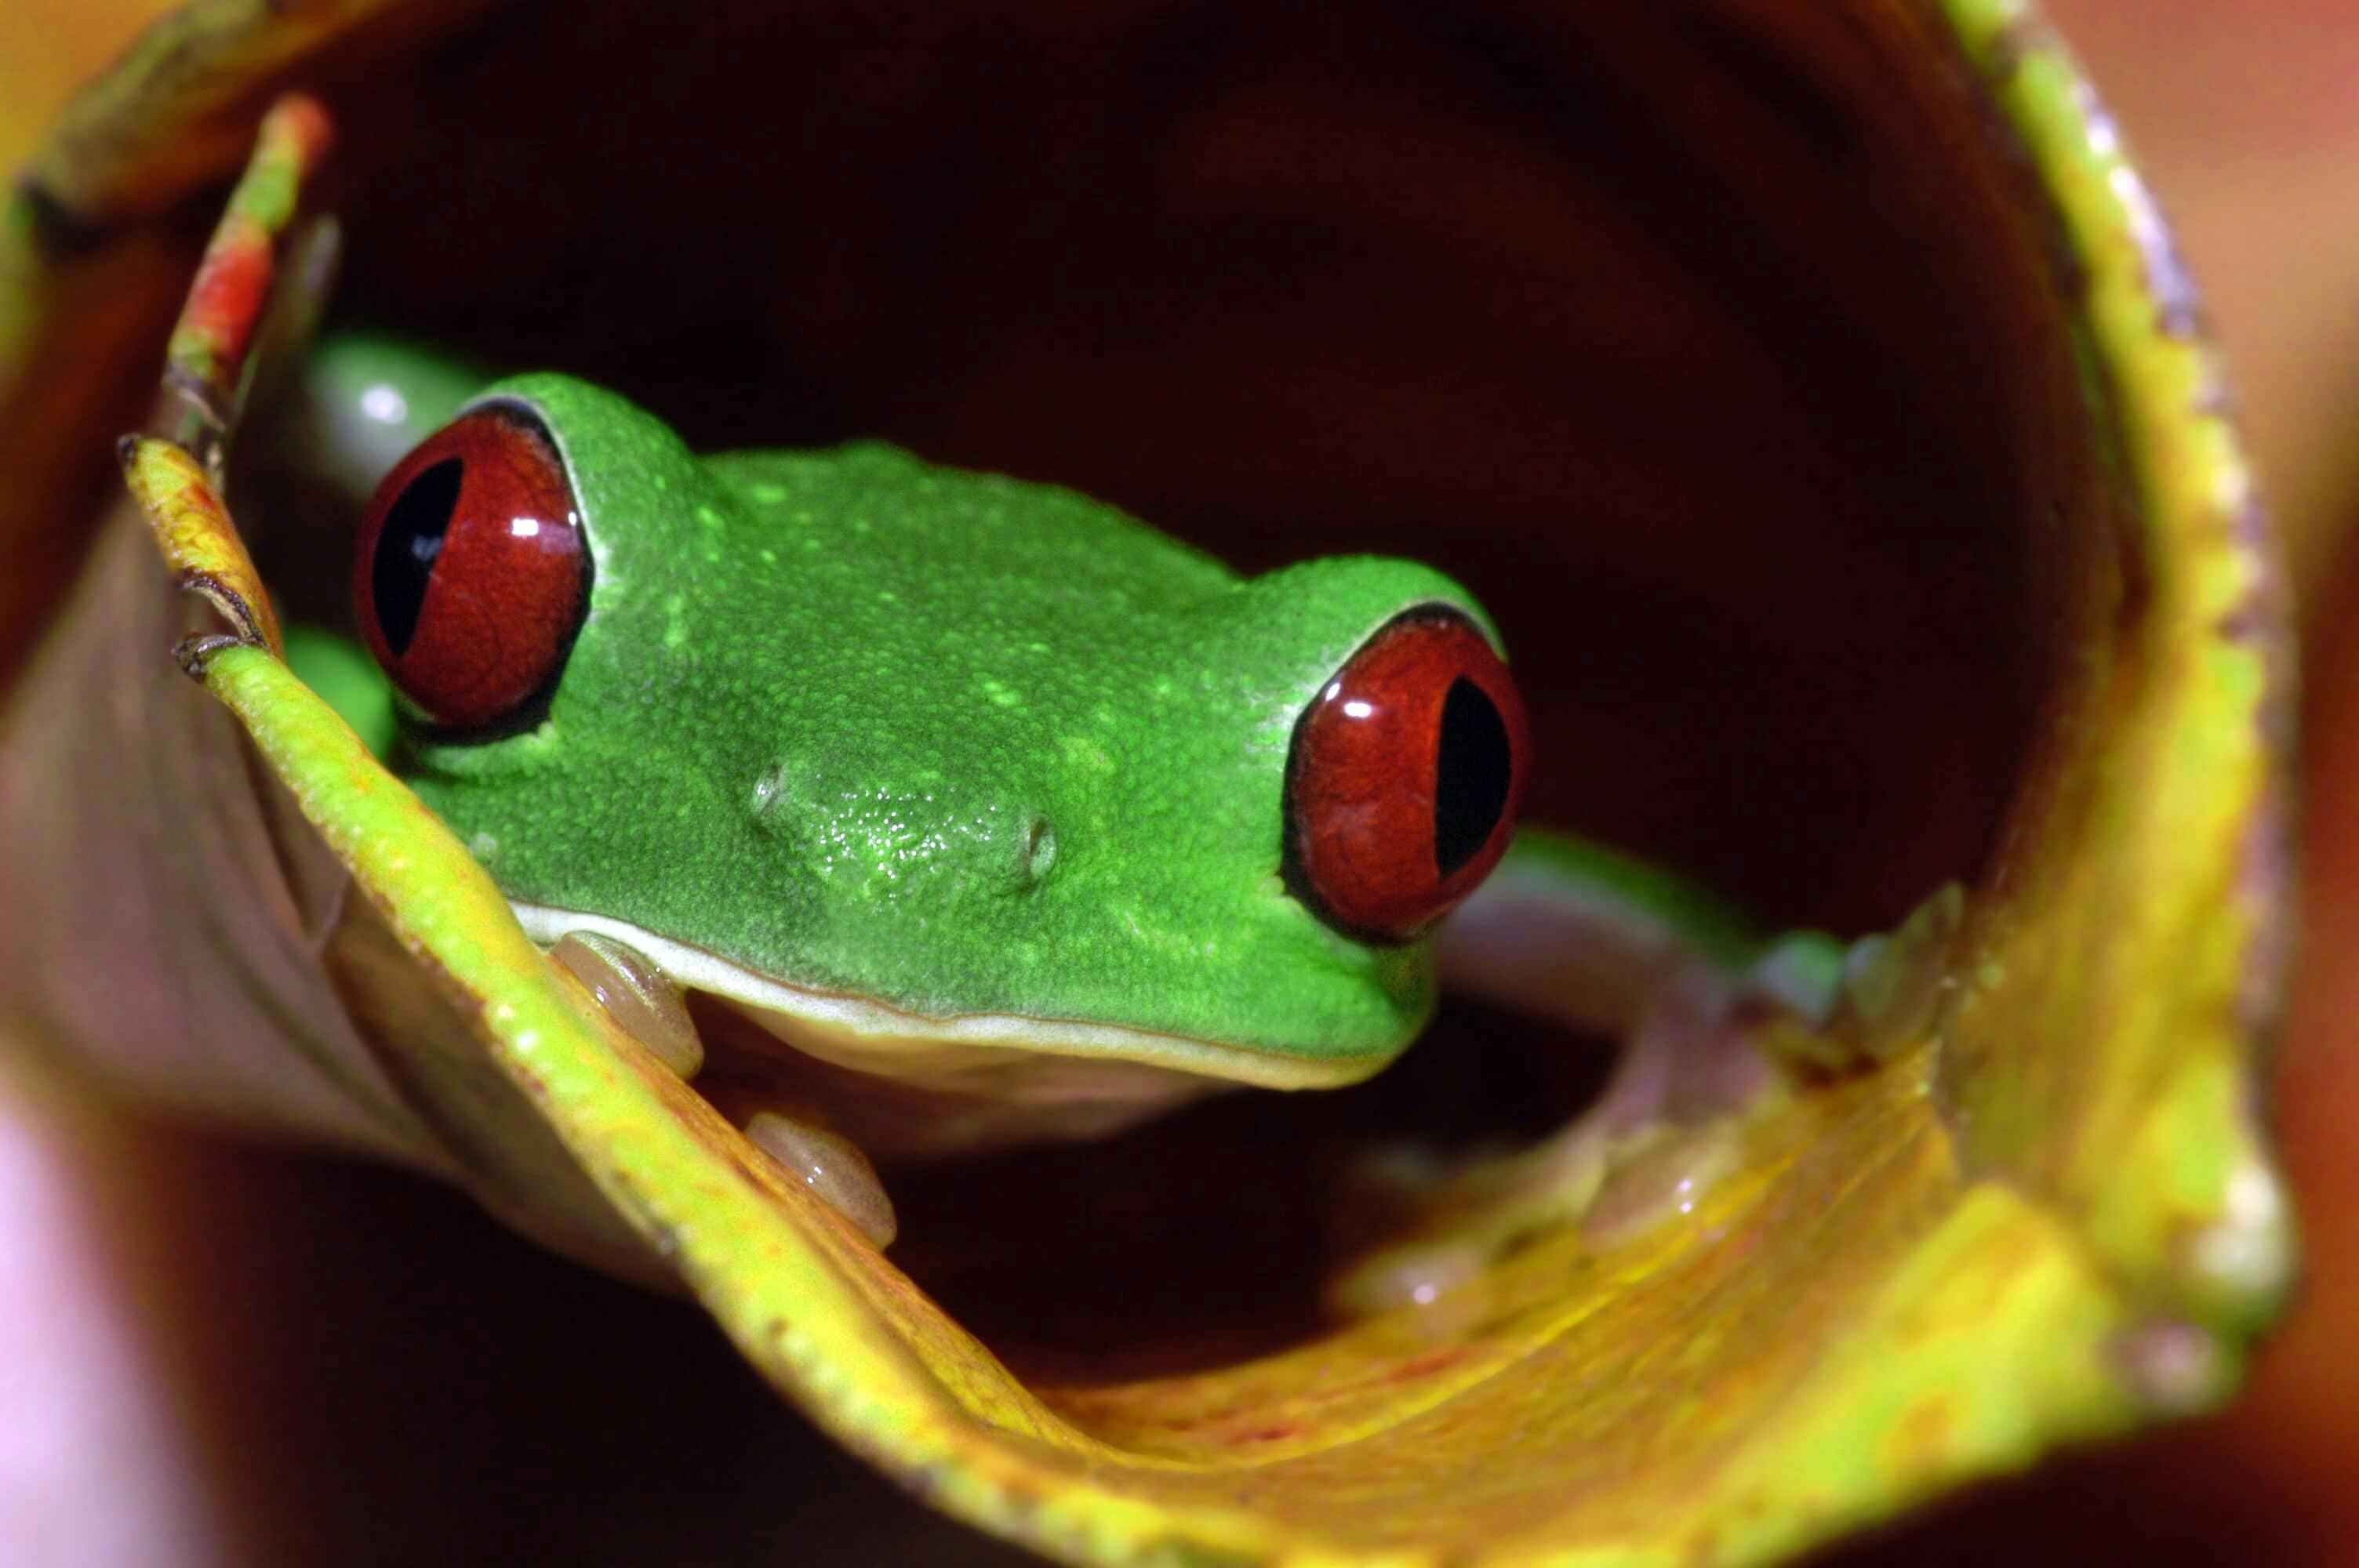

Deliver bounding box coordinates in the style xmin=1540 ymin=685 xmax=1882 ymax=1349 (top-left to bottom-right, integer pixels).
xmin=1060 ymin=736 xmax=1115 ymax=773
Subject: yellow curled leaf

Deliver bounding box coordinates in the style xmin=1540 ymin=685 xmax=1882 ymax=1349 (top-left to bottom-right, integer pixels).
xmin=0 ymin=2 xmax=2295 ymax=1564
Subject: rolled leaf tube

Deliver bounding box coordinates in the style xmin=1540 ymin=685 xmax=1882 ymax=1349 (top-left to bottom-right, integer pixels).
xmin=0 ymin=1 xmax=2292 ymax=1563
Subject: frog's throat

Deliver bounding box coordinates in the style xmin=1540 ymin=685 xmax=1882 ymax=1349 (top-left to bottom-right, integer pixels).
xmin=508 ymin=902 xmax=1384 ymax=1093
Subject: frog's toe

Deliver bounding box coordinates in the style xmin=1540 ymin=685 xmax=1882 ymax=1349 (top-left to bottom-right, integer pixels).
xmin=1748 ymin=884 xmax=1965 ymax=1077
xmin=547 ymin=928 xmax=703 ymax=1079
xmin=542 ymin=927 xmax=902 ymax=1245
xmin=743 ymin=1107 xmax=899 ymax=1247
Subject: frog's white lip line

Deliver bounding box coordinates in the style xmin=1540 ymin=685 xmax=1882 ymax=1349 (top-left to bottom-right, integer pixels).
xmin=510 ymin=903 xmax=1382 ymax=1091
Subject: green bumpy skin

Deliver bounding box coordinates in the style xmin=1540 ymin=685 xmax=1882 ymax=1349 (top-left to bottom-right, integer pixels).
xmin=402 ymin=373 xmax=1492 ymax=1075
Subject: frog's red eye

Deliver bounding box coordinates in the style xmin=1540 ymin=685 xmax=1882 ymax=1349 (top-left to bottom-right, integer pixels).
xmin=1283 ymin=608 xmax=1528 ymax=943
xmin=353 ymin=405 xmax=590 ymax=733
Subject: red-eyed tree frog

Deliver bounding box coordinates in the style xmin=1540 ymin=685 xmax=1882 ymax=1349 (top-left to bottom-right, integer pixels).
xmin=282 ymin=334 xmax=1904 ymax=1260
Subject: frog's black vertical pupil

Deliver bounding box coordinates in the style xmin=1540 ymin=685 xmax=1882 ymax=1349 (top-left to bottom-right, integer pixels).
xmin=372 ymin=456 xmax=463 ymax=658
xmin=1434 ymin=677 xmax=1513 ymax=877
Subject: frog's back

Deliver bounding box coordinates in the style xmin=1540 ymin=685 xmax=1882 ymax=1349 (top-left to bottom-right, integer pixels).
xmin=703 ymin=444 xmax=1238 ymax=632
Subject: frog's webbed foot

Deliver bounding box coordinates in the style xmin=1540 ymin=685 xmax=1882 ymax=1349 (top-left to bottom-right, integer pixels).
xmin=1742 ymin=883 xmax=1965 ymax=1079
xmin=1328 ymin=952 xmax=1766 ymax=1318
xmin=1330 ymin=835 xmax=1963 ymax=1319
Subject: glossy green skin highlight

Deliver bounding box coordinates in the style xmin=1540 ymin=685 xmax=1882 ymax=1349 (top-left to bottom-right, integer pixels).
xmin=394 ymin=372 xmax=1487 ymax=1072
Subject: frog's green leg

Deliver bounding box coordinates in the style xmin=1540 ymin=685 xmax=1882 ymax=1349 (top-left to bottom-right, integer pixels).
xmin=1442 ymin=828 xmax=1963 ymax=1072
xmin=1439 ymin=828 xmax=1787 ymax=1033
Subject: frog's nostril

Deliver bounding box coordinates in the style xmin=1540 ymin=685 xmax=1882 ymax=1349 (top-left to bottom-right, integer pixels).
xmin=1018 ymin=814 xmax=1058 ymax=886
xmin=748 ymin=762 xmax=790 ymax=821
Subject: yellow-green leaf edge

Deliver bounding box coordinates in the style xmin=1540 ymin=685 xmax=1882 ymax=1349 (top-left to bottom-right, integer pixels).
xmin=52 ymin=0 xmax=2298 ymax=1563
